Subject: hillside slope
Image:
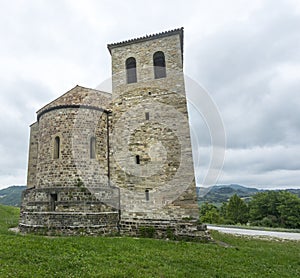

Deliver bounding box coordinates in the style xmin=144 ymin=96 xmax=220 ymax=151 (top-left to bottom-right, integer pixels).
xmin=0 ymin=186 xmax=26 ymax=207
xmin=197 ymin=184 xmax=259 ymax=204
xmin=0 ymin=204 xmax=20 ymax=233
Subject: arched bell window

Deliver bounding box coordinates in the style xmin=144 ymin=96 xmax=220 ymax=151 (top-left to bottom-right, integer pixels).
xmin=153 ymin=51 xmax=166 ymax=79
xmin=126 ymin=57 xmax=137 ymax=83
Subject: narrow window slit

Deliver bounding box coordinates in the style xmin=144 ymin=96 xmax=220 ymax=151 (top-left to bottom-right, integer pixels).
xmin=145 ymin=189 xmax=150 ymax=201
xmin=135 ymin=155 xmax=140 ymax=164
xmin=54 ymin=136 xmax=60 ymax=159
xmin=90 ymin=136 xmax=96 ymax=159
xmin=145 ymin=112 xmax=150 ymax=120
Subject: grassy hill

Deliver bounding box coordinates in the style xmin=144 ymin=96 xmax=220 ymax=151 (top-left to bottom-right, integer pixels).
xmin=0 ymin=204 xmax=300 ymax=277
xmin=0 ymin=204 xmax=20 ymax=234
xmin=0 ymin=185 xmax=26 ymax=207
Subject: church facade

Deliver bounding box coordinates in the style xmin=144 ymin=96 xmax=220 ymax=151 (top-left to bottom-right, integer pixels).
xmin=19 ymin=28 xmax=208 ymax=239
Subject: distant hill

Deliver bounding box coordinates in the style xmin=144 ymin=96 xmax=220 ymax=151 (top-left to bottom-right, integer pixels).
xmin=286 ymin=188 xmax=300 ymax=198
xmin=197 ymin=184 xmax=300 ymax=205
xmin=197 ymin=184 xmax=261 ymax=205
xmin=0 ymin=186 xmax=26 ymax=207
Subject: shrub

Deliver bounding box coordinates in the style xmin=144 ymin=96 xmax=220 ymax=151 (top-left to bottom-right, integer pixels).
xmin=139 ymin=226 xmax=156 ymax=238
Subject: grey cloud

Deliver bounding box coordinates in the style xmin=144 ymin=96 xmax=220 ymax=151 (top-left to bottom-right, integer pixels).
xmin=188 ymin=2 xmax=300 ymax=148
xmin=185 ymin=1 xmax=300 ymax=187
xmin=223 ymin=146 xmax=300 ymax=173
xmin=0 ymin=0 xmax=300 ymax=188
xmin=191 ymin=1 xmax=300 ymax=93
xmin=0 ymin=78 xmax=53 ymax=186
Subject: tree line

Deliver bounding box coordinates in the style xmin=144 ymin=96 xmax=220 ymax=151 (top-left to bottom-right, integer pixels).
xmin=199 ymin=191 xmax=300 ymax=229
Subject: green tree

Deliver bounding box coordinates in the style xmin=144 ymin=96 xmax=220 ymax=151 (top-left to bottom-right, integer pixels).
xmin=199 ymin=202 xmax=221 ymax=224
xmin=249 ymin=191 xmax=282 ymax=227
xmin=277 ymin=191 xmax=300 ymax=229
xmin=219 ymin=202 xmax=235 ymax=225
xmin=226 ymin=194 xmax=249 ymax=224
xmin=249 ymin=191 xmax=300 ymax=228
xmin=220 ymin=202 xmax=228 ymax=218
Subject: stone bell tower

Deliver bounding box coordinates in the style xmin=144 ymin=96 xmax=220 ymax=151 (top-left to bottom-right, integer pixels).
xmin=107 ymin=28 xmax=199 ymax=224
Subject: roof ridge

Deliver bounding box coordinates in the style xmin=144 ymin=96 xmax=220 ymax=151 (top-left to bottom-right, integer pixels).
xmin=107 ymin=27 xmax=184 ymax=53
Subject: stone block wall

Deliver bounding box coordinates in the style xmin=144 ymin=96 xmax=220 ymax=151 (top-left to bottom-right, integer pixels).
xmin=35 ymin=107 xmax=108 ymax=188
xmin=27 ymin=86 xmax=112 ymax=190
xmin=19 ymin=186 xmax=120 ymax=235
xmin=20 ymin=187 xmax=120 ymax=212
xmin=120 ymin=217 xmax=210 ymax=241
xmin=27 ymin=122 xmax=39 ymax=188
xmin=19 ymin=212 xmax=119 ymax=236
xmin=109 ymin=31 xmax=184 ymax=96
xmin=108 ymin=29 xmax=198 ymax=221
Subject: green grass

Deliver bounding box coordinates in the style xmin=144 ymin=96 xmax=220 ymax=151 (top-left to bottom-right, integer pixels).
xmin=0 ymin=204 xmax=20 ymax=234
xmin=1 ymin=205 xmax=300 ymax=277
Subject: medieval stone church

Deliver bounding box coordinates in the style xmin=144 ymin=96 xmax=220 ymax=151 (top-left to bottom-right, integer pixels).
xmin=19 ymin=28 xmax=207 ymax=239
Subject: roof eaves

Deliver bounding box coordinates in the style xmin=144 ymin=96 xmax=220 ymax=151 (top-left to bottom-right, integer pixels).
xmin=107 ymin=27 xmax=184 ymax=54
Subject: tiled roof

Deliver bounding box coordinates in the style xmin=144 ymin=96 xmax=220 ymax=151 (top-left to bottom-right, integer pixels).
xmin=36 ymin=85 xmax=112 ymax=120
xmin=107 ymin=27 xmax=184 ymax=54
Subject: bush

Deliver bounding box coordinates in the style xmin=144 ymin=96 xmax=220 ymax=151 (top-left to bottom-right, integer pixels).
xmin=139 ymin=226 xmax=156 ymax=238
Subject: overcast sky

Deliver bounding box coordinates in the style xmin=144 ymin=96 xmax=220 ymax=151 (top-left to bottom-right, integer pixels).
xmin=0 ymin=0 xmax=300 ymax=190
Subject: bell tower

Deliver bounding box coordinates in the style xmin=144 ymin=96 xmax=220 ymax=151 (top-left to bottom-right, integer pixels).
xmin=107 ymin=28 xmax=199 ymax=221
xmin=108 ymin=28 xmax=184 ymax=96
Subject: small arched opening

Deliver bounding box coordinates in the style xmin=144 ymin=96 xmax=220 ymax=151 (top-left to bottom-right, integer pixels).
xmin=90 ymin=136 xmax=96 ymax=159
xmin=153 ymin=51 xmax=166 ymax=79
xmin=126 ymin=57 xmax=137 ymax=83
xmin=54 ymin=136 xmax=60 ymax=159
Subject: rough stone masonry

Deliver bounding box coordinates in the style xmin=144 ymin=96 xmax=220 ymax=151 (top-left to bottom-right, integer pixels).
xmin=19 ymin=28 xmax=209 ymax=240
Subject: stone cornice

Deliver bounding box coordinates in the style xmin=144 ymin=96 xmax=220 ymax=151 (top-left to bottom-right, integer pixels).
xmin=37 ymin=104 xmax=108 ymax=122
xmin=107 ymin=27 xmax=184 ymax=54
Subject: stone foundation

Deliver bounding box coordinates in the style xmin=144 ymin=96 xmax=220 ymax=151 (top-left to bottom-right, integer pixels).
xmin=20 ymin=186 xmax=209 ymax=240
xmin=19 ymin=213 xmax=210 ymax=241
xmin=19 ymin=186 xmax=120 ymax=236
xmin=19 ymin=212 xmax=119 ymax=236
xmin=120 ymin=218 xmax=210 ymax=241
